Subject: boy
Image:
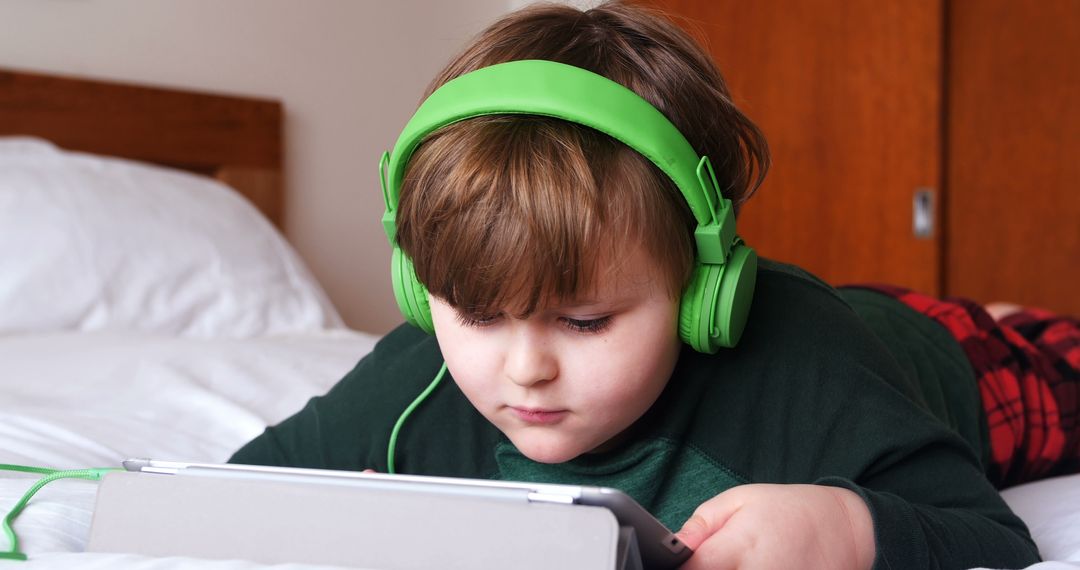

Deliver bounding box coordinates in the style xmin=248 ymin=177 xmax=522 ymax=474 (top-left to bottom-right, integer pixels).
xmin=233 ymin=2 xmax=1077 ymax=568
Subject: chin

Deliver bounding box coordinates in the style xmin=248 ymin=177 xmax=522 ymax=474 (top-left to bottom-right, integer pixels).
xmin=512 ymin=434 xmax=586 ymax=464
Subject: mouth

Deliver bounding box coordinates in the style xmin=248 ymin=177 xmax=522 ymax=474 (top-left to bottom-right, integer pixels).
xmin=509 ymin=406 xmax=568 ymax=425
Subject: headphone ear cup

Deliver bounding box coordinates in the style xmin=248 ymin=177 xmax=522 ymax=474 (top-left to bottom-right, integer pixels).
xmin=678 ymin=264 xmax=714 ymax=353
xmin=713 ymin=244 xmax=757 ymax=349
xmin=678 ymin=245 xmax=758 ymax=353
xmin=390 ymin=246 xmax=435 ymax=334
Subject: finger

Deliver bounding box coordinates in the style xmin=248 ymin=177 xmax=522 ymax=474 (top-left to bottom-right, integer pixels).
xmin=678 ymin=520 xmax=748 ymax=570
xmin=675 ymin=491 xmax=743 ymax=551
xmin=675 ymin=514 xmax=712 ymax=551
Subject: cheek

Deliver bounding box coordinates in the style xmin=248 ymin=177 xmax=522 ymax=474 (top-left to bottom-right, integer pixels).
xmin=572 ymin=309 xmax=680 ymax=408
xmin=441 ymin=338 xmax=498 ymax=397
xmin=428 ymin=302 xmax=496 ymax=393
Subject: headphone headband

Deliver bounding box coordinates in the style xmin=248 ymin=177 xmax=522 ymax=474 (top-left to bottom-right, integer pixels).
xmin=379 ymin=59 xmax=736 ymax=264
xmin=379 ymin=59 xmax=756 ymax=352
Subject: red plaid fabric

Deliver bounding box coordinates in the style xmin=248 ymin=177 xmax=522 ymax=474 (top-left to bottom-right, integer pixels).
xmin=854 ymin=284 xmax=1080 ymax=488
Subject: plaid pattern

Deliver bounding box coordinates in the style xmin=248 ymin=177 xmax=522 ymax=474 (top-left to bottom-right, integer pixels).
xmin=855 ymin=284 xmax=1080 ymax=488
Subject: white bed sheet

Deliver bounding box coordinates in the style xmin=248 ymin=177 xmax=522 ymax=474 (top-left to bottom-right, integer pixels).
xmin=0 ymin=330 xmax=374 ymax=467
xmin=2 ymin=330 xmax=1079 ymax=570
xmin=0 ymin=329 xmax=377 ymax=568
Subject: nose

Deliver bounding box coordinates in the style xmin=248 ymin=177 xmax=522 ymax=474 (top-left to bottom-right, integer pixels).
xmin=504 ymin=325 xmax=558 ymax=387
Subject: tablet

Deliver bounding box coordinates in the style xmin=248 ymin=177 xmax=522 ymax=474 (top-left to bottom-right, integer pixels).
xmin=123 ymin=458 xmax=692 ymax=569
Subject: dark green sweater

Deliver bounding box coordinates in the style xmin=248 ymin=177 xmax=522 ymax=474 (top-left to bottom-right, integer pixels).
xmin=231 ymin=260 xmax=1039 ymax=569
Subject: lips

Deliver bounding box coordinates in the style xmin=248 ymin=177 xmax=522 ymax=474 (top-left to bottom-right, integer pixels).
xmin=509 ymin=406 xmax=568 ymax=425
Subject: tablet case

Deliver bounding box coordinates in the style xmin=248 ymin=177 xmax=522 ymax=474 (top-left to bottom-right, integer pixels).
xmin=87 ymin=471 xmax=643 ymax=570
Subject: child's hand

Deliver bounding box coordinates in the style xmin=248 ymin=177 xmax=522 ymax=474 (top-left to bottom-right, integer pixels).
xmin=675 ymin=484 xmax=875 ymax=570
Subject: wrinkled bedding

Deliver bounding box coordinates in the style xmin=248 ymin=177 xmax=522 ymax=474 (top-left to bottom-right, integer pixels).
xmin=1 ymin=330 xmax=376 ymax=568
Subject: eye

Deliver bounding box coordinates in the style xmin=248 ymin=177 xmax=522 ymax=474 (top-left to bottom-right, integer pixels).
xmin=454 ymin=311 xmax=501 ymax=328
xmin=561 ymin=316 xmax=612 ymax=334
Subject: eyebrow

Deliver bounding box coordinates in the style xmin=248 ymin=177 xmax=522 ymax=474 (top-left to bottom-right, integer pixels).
xmin=551 ymin=294 xmax=633 ymax=312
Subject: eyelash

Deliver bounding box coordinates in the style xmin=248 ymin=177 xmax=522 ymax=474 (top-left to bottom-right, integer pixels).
xmin=454 ymin=313 xmax=613 ymax=335
xmin=563 ymin=316 xmax=613 ymax=334
xmin=454 ymin=313 xmax=499 ymax=328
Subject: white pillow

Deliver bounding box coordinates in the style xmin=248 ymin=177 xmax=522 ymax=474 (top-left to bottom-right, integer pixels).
xmin=0 ymin=137 xmax=343 ymax=338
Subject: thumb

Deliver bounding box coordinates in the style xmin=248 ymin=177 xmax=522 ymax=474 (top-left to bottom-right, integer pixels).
xmin=675 ymin=514 xmax=712 ymax=550
xmin=674 ymin=492 xmax=742 ymax=551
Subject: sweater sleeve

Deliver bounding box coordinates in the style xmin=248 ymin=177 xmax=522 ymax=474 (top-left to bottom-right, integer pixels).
xmin=822 ymin=293 xmax=1039 ymax=568
xmin=809 ymin=310 xmax=1042 ymax=569
xmin=691 ymin=263 xmax=1042 ymax=570
xmin=795 ymin=377 xmax=1040 ymax=570
xmin=818 ymin=471 xmax=1039 ymax=569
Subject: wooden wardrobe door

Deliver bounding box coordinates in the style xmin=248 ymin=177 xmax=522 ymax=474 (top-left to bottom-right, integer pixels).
xmin=646 ymin=0 xmax=944 ymax=293
xmin=946 ymin=0 xmax=1080 ymax=314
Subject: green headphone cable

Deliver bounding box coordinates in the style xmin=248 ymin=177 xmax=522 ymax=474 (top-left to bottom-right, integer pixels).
xmin=386 ymin=362 xmax=448 ymax=475
xmin=0 ymin=464 xmax=121 ymax=561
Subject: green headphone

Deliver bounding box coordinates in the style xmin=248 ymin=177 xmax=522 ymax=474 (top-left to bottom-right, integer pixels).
xmin=379 ymin=59 xmax=756 ymax=352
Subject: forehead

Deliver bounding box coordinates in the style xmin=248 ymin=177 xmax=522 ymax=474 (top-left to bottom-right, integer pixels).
xmin=506 ymin=241 xmax=667 ymax=315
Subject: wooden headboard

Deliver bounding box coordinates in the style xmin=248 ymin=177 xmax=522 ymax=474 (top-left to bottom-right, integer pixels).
xmin=0 ymin=68 xmax=284 ymax=228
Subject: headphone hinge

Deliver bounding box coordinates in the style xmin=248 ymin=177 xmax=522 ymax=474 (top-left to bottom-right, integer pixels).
xmin=382 ymin=210 xmax=397 ymax=244
xmin=379 ymin=151 xmax=398 ymax=244
xmin=694 ymin=207 xmax=736 ymax=265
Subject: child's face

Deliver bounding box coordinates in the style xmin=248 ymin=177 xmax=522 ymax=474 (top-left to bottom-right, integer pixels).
xmin=429 ymin=243 xmax=682 ymax=464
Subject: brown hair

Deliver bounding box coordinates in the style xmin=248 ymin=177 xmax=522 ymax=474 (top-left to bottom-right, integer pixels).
xmin=396 ymin=0 xmax=769 ymax=318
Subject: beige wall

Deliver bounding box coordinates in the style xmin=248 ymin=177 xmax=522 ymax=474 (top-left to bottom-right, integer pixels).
xmin=0 ymin=0 xmax=511 ymax=334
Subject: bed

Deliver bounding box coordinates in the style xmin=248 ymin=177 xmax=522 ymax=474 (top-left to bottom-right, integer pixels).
xmin=0 ymin=68 xmax=377 ymax=569
xmin=1 ymin=68 xmax=1078 ymax=570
